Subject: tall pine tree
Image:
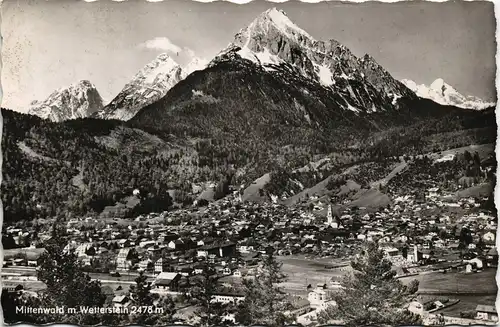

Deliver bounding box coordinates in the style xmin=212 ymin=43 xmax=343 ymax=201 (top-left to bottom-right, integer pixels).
xmin=35 ymin=224 xmax=107 ymax=325
xmin=318 ymin=242 xmax=421 ymax=326
xmin=236 ymin=250 xmax=293 ymax=327
xmin=192 ymin=263 xmax=229 ymax=327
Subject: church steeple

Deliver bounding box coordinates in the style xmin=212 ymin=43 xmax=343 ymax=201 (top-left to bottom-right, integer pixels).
xmin=327 ymin=205 xmax=333 ymax=225
xmin=325 ymin=205 xmax=339 ymax=228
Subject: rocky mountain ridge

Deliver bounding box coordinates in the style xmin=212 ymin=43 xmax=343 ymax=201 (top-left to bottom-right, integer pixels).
xmin=94 ymin=53 xmax=186 ymax=121
xmin=213 ymin=8 xmax=416 ymax=114
xmin=401 ymin=78 xmax=495 ymax=110
xmin=28 ymin=80 xmax=104 ymax=122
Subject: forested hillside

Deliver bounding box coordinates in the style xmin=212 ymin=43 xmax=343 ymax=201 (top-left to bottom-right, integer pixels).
xmin=1 ymin=101 xmax=495 ymax=223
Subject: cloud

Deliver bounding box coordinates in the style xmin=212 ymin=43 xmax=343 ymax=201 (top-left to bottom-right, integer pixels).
xmin=139 ymin=37 xmax=183 ymax=53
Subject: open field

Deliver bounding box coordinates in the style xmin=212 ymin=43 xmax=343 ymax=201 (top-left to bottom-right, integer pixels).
xmin=436 ymin=295 xmax=497 ymax=317
xmin=278 ymin=255 xmax=350 ymax=295
xmin=399 ymin=268 xmax=497 ymax=294
xmin=370 ymin=160 xmax=408 ymax=189
xmin=455 ymin=182 xmax=494 ymax=199
xmin=426 ymin=143 xmax=494 ymax=161
xmin=279 ymin=255 xmax=496 ymax=296
xmin=242 ymin=173 xmax=270 ymax=202
xmin=3 ymin=248 xmax=46 ymax=260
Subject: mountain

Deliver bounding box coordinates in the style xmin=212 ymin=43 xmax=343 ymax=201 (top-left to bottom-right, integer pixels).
xmin=94 ymin=53 xmax=185 ymax=121
xmin=401 ymin=78 xmax=496 ymax=110
xmin=2 ymin=8 xmax=496 ymax=222
xmin=28 ymin=80 xmax=104 ymax=122
xmin=131 ymin=8 xmax=456 ymax=140
xmin=216 ymin=8 xmax=416 ymax=112
xmin=184 ymin=57 xmax=210 ymax=76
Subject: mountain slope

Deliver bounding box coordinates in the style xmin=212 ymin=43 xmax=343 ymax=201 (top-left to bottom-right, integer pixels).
xmin=218 ymin=8 xmax=416 ymax=113
xmin=401 ymin=78 xmax=495 ymax=110
xmin=129 ymin=7 xmax=495 ymax=186
xmin=130 ymin=8 xmax=466 ymax=140
xmin=2 ymin=8 xmax=496 ymax=222
xmin=28 ymin=80 xmax=104 ymax=122
xmin=1 ymin=108 xmax=200 ymax=222
xmin=94 ymin=53 xmax=185 ymax=121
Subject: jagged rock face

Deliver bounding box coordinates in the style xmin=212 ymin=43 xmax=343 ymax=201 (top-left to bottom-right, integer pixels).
xmin=133 ymin=7 xmax=486 ymax=142
xmin=95 ymin=53 xmax=185 ymax=121
xmin=401 ymin=78 xmax=496 ymax=110
xmin=133 ymin=8 xmax=472 ymax=139
xmin=359 ymin=54 xmax=415 ymax=101
xmin=28 ymin=80 xmax=104 ymax=122
xmin=219 ymin=8 xmax=416 ymax=113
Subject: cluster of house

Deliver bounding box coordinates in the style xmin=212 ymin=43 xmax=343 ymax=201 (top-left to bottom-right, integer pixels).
xmin=409 ymin=300 xmax=498 ymax=324
xmin=2 ymin=177 xmax=498 ymax=323
xmin=4 ymin=185 xmax=497 ymax=273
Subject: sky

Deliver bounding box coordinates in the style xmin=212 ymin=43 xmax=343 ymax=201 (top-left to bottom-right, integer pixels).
xmin=1 ymin=0 xmax=496 ymax=112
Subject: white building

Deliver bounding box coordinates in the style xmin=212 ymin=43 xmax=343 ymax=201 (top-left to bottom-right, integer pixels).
xmin=211 ymin=293 xmax=245 ymax=304
xmin=483 ymin=231 xmax=495 ymax=242
xmin=308 ymin=284 xmax=336 ymax=310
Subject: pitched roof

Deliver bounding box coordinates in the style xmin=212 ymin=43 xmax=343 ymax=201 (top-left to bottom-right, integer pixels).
xmin=156 ymin=279 xmax=174 ymax=286
xmin=487 ymin=247 xmax=498 ymax=256
xmin=476 ymin=304 xmax=497 ymax=314
xmin=213 ymin=291 xmax=245 ymax=297
xmin=112 ymin=295 xmax=128 ymax=303
xmin=200 ymin=241 xmax=236 ymax=250
xmin=155 ymin=272 xmax=180 ymax=281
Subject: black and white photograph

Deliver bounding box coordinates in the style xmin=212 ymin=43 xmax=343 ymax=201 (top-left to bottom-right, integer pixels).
xmin=0 ymin=0 xmax=497 ymax=326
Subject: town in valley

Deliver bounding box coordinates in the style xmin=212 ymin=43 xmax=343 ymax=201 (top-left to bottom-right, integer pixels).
xmin=1 ymin=1 xmax=497 ymax=326
xmin=3 ymin=143 xmax=498 ymax=325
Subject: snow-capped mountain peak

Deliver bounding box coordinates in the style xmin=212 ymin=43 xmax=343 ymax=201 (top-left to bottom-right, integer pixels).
xmin=28 ymin=80 xmax=104 ymax=122
xmin=257 ymin=8 xmax=314 ymax=42
xmin=184 ymin=57 xmax=209 ymax=76
xmin=139 ymin=53 xmax=181 ymax=84
xmin=401 ymin=78 xmax=495 ymax=110
xmin=230 ymin=8 xmax=316 ymax=69
xmin=95 ymin=53 xmax=184 ymax=121
xmin=214 ymin=8 xmax=415 ymax=113
xmin=94 ymin=53 xmax=211 ymax=121
xmin=429 ymin=78 xmax=447 ymax=92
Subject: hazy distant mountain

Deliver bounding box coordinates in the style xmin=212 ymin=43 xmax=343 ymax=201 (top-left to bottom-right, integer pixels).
xmin=401 ymin=78 xmax=495 ymax=110
xmin=28 ymin=80 xmax=103 ymax=122
xmin=94 ymin=53 xmax=185 ymax=121
xmin=94 ymin=53 xmax=210 ymax=121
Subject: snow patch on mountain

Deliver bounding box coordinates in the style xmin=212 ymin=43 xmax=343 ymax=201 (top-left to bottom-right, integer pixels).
xmin=215 ymin=7 xmax=415 ymax=113
xmin=184 ymin=57 xmax=209 ymax=75
xmin=401 ymin=78 xmax=495 ymax=110
xmin=313 ymin=62 xmax=334 ymax=86
xmin=263 ymin=8 xmax=314 ymax=41
xmin=238 ymin=45 xmax=282 ymax=70
xmin=28 ymin=80 xmax=103 ymax=122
